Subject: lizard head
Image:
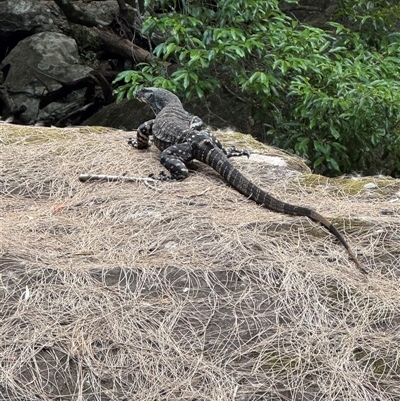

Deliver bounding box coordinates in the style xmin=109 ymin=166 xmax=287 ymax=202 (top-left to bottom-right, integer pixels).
xmin=135 ymin=87 xmax=182 ymax=115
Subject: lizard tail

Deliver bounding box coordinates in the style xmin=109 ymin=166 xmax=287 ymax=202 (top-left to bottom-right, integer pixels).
xmin=197 ymin=146 xmax=366 ymax=274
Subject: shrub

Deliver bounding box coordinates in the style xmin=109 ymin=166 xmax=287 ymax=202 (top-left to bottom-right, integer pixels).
xmin=114 ymin=0 xmax=400 ymax=176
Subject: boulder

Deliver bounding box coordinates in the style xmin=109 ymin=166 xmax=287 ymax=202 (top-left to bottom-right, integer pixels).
xmin=78 ymin=0 xmax=121 ymax=26
xmin=0 ymin=0 xmax=70 ymax=39
xmin=83 ymin=99 xmax=153 ymax=130
xmin=84 ymin=90 xmax=261 ymax=135
xmin=1 ymin=32 xmax=92 ymax=124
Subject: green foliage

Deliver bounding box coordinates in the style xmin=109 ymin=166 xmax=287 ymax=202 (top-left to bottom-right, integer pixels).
xmin=114 ymin=0 xmax=400 ymax=177
xmin=269 ymin=24 xmax=400 ymax=176
xmin=336 ymin=0 xmax=400 ymax=49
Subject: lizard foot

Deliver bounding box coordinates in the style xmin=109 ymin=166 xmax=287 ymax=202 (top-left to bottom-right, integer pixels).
xmin=225 ymin=146 xmax=251 ymax=158
xmin=149 ymin=171 xmax=177 ymax=181
xmin=128 ymin=137 xmax=138 ymax=148
xmin=128 ymin=136 xmax=151 ymax=149
xmin=149 ymin=171 xmax=169 ymax=181
xmin=149 ymin=171 xmax=187 ymax=181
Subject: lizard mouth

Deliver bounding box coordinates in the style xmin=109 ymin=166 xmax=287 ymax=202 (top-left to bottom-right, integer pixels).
xmin=136 ymin=97 xmax=157 ymax=114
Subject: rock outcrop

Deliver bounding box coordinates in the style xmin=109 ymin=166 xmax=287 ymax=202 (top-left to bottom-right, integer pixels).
xmin=2 ymin=32 xmax=92 ymax=124
xmin=1 ymin=121 xmax=399 ymax=401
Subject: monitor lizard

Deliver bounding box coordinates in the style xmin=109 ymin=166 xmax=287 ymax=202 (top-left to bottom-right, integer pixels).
xmin=129 ymin=87 xmax=366 ymax=274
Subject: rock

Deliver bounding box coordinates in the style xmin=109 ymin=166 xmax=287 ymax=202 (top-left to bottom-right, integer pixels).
xmin=1 ymin=32 xmax=92 ymax=124
xmin=0 ymin=0 xmax=70 ymax=39
xmin=364 ymin=182 xmax=378 ymax=189
xmin=84 ymin=89 xmax=262 ymax=135
xmin=78 ymin=0 xmax=121 ymax=26
xmin=83 ymin=98 xmax=153 ymax=130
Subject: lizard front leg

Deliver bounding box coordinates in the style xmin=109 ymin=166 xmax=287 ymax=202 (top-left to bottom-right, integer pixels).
xmin=128 ymin=119 xmax=155 ymax=149
xmin=158 ymin=143 xmax=194 ymax=180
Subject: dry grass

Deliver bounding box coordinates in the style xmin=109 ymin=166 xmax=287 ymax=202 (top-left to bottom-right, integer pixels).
xmin=1 ymin=122 xmax=399 ymax=401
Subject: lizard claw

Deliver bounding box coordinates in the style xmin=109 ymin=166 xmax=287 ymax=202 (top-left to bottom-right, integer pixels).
xmin=149 ymin=171 xmax=173 ymax=181
xmin=242 ymin=149 xmax=251 ymax=158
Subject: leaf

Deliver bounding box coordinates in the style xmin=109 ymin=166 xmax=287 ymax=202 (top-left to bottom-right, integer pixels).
xmin=310 ymin=118 xmax=318 ymax=129
xmin=183 ymin=73 xmax=190 ymax=89
xmin=124 ymin=72 xmax=135 ymax=83
xmin=164 ymin=43 xmax=179 ymax=59
xmin=233 ymin=46 xmax=245 ymax=57
xmin=179 ymin=50 xmax=189 ymax=62
xmin=313 ymin=156 xmax=325 ymax=168
xmin=313 ymin=140 xmax=324 ymax=153
xmin=112 ymin=71 xmax=129 ymax=84
xmin=127 ymin=85 xmax=136 ymax=100
xmin=295 ymin=137 xmax=310 ymax=153
xmin=195 ymin=86 xmax=204 ymax=98
xmin=189 ymin=72 xmax=199 ymax=83
xmin=329 ymin=46 xmax=347 ymax=53
xmin=329 ymin=126 xmax=340 ymax=139
xmin=191 ymin=37 xmax=206 ymax=49
xmin=116 ymin=90 xmax=126 ymax=104
xmin=259 ymin=72 xmax=269 ymax=84
xmin=329 ymin=158 xmax=340 ymax=172
xmin=318 ymin=41 xmax=330 ymax=53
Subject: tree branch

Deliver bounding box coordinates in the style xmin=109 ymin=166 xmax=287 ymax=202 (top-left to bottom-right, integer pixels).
xmin=93 ymin=27 xmax=170 ymax=67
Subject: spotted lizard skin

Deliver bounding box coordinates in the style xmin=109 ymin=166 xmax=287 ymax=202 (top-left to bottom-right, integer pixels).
xmin=130 ymin=87 xmax=365 ymax=273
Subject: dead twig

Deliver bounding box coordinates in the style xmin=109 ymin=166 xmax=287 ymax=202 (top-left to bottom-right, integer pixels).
xmin=79 ymin=173 xmax=161 ymax=191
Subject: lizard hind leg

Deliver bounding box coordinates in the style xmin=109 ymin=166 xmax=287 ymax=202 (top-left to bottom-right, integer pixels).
xmin=159 ymin=143 xmax=194 ymax=180
xmin=224 ymin=146 xmax=251 ymax=158
xmin=204 ymin=132 xmax=250 ymax=159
